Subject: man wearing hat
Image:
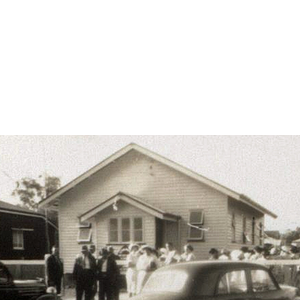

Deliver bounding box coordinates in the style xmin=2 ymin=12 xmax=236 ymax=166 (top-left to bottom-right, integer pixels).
xmin=46 ymin=245 xmax=64 ymax=295
xmin=73 ymin=245 xmax=97 ymax=300
xmin=97 ymin=247 xmax=120 ymax=300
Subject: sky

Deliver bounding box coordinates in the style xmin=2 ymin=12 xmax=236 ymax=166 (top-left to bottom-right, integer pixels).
xmin=0 ymin=135 xmax=299 ymax=233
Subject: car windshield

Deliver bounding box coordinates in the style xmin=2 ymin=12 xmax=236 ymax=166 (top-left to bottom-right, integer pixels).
xmin=142 ymin=270 xmax=188 ymax=293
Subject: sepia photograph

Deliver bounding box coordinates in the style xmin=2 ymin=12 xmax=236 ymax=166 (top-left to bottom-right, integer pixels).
xmin=1 ymin=136 xmax=300 ymax=300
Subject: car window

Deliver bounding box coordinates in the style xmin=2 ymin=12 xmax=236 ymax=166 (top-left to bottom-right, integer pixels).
xmin=0 ymin=266 xmax=9 ymax=283
xmin=251 ymin=269 xmax=277 ymax=292
xmin=142 ymin=270 xmax=188 ymax=293
xmin=218 ymin=270 xmax=247 ymax=295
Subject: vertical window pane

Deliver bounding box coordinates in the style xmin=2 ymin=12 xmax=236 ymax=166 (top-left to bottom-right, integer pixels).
xmin=122 ymin=218 xmax=130 ymax=230
xmin=13 ymin=230 xmax=23 ymax=249
xmin=110 ymin=231 xmax=118 ymax=242
xmin=110 ymin=219 xmax=118 ymax=230
xmin=190 ymin=211 xmax=203 ymax=224
xmin=218 ymin=270 xmax=247 ymax=294
xmin=134 ymin=218 xmax=142 ymax=230
xmin=122 ymin=231 xmax=130 ymax=242
xmin=251 ymin=270 xmax=277 ymax=292
xmin=110 ymin=219 xmax=118 ymax=242
xmin=134 ymin=230 xmax=143 ymax=242
xmin=189 ymin=227 xmax=203 ymax=239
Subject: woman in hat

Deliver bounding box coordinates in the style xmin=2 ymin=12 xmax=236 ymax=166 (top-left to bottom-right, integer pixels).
xmin=126 ymin=244 xmax=140 ymax=297
xmin=136 ymin=245 xmax=159 ymax=294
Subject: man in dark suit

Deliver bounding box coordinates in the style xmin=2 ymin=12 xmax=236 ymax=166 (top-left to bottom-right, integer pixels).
xmin=46 ymin=245 xmax=64 ymax=295
xmin=97 ymin=247 xmax=120 ymax=300
xmin=73 ymin=245 xmax=97 ymax=300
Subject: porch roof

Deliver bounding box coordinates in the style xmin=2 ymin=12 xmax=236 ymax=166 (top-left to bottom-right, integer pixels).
xmin=79 ymin=191 xmax=181 ymax=222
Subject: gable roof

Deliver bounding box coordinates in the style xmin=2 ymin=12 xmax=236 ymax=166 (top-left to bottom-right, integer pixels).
xmin=38 ymin=143 xmax=277 ymax=218
xmin=80 ymin=191 xmax=180 ymax=222
xmin=0 ymin=200 xmax=58 ymax=229
xmin=0 ymin=200 xmax=43 ymax=216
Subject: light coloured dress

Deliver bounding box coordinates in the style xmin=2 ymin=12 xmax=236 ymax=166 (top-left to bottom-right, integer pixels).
xmin=136 ymin=254 xmax=158 ymax=294
xmin=126 ymin=251 xmax=140 ymax=295
xmin=180 ymin=252 xmax=196 ymax=262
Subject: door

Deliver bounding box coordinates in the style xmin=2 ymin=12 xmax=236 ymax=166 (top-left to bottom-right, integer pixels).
xmin=155 ymin=218 xmax=164 ymax=249
xmin=0 ymin=264 xmax=17 ymax=300
xmin=213 ymin=269 xmax=256 ymax=300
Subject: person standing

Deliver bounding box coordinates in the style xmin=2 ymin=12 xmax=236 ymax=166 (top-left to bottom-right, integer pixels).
xmin=126 ymin=244 xmax=140 ymax=297
xmin=164 ymin=242 xmax=179 ymax=265
xmin=208 ymin=248 xmax=219 ymax=260
xmin=180 ymin=244 xmax=196 ymax=262
xmin=46 ymin=245 xmax=64 ymax=295
xmin=89 ymin=244 xmax=98 ymax=300
xmin=136 ymin=246 xmax=158 ymax=294
xmin=73 ymin=245 xmax=97 ymax=300
xmin=107 ymin=246 xmax=121 ymax=300
xmin=97 ymin=247 xmax=120 ymax=300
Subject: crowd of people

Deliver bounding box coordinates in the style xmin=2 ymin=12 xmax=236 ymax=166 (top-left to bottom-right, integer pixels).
xmin=208 ymin=244 xmax=300 ymax=261
xmin=46 ymin=242 xmax=300 ymax=300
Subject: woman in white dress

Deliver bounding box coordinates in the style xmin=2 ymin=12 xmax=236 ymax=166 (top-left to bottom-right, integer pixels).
xmin=126 ymin=244 xmax=140 ymax=297
xmin=136 ymin=246 xmax=158 ymax=294
xmin=180 ymin=244 xmax=196 ymax=262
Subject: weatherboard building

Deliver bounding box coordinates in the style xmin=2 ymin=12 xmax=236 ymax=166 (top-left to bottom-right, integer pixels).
xmin=39 ymin=143 xmax=277 ymax=274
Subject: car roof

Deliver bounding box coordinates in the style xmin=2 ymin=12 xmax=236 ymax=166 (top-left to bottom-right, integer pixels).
xmin=157 ymin=260 xmax=268 ymax=274
xmin=152 ymin=261 xmax=269 ymax=296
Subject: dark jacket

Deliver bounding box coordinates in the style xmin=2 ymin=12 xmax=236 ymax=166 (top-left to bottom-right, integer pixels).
xmin=73 ymin=253 xmax=97 ymax=283
xmin=97 ymin=256 xmax=119 ymax=283
xmin=46 ymin=254 xmax=64 ymax=283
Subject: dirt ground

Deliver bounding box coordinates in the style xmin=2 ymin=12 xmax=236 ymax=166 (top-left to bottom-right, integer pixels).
xmin=61 ymin=289 xmax=128 ymax=300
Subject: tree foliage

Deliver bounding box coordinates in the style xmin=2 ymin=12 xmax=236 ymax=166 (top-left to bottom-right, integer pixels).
xmin=12 ymin=174 xmax=61 ymax=210
xmin=281 ymin=227 xmax=300 ymax=245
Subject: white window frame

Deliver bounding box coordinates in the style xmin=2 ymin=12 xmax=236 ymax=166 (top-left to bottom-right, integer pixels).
xmin=108 ymin=217 xmax=144 ymax=244
xmin=12 ymin=229 xmax=24 ymax=250
xmin=188 ymin=209 xmax=204 ymax=241
xmin=77 ymin=221 xmax=92 ymax=243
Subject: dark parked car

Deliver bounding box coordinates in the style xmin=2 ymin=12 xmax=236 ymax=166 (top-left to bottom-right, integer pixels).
xmin=133 ymin=261 xmax=300 ymax=300
xmin=0 ymin=261 xmax=56 ymax=300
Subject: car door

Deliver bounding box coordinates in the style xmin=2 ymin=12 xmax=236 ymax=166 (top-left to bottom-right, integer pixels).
xmin=0 ymin=264 xmax=18 ymax=300
xmin=213 ymin=269 xmax=256 ymax=300
xmin=249 ymin=268 xmax=288 ymax=300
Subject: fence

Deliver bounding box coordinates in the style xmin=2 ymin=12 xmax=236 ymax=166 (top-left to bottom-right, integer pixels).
xmin=260 ymin=260 xmax=300 ymax=288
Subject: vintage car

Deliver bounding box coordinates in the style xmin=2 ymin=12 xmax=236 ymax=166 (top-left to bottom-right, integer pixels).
xmin=134 ymin=261 xmax=300 ymax=300
xmin=0 ymin=261 xmax=56 ymax=300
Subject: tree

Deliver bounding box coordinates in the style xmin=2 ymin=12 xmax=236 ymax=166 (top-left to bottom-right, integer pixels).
xmin=12 ymin=175 xmax=61 ymax=210
xmin=12 ymin=174 xmax=61 ymax=253
xmin=281 ymin=228 xmax=300 ymax=245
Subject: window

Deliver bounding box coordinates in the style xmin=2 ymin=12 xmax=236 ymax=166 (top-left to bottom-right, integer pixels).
xmin=77 ymin=222 xmax=92 ymax=242
xmin=143 ymin=270 xmax=188 ymax=293
xmin=122 ymin=218 xmax=130 ymax=242
xmin=231 ymin=212 xmax=236 ymax=242
xmin=259 ymin=222 xmax=263 ymax=246
xmin=109 ymin=217 xmax=143 ymax=243
xmin=251 ymin=269 xmax=277 ymax=292
xmin=242 ymin=216 xmax=251 ymax=244
xmin=188 ymin=210 xmax=204 ymax=240
xmin=218 ymin=270 xmax=247 ymax=295
xmin=12 ymin=229 xmax=24 ymax=250
xmin=109 ymin=219 xmax=118 ymax=242
xmin=252 ymin=217 xmax=256 ymax=245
